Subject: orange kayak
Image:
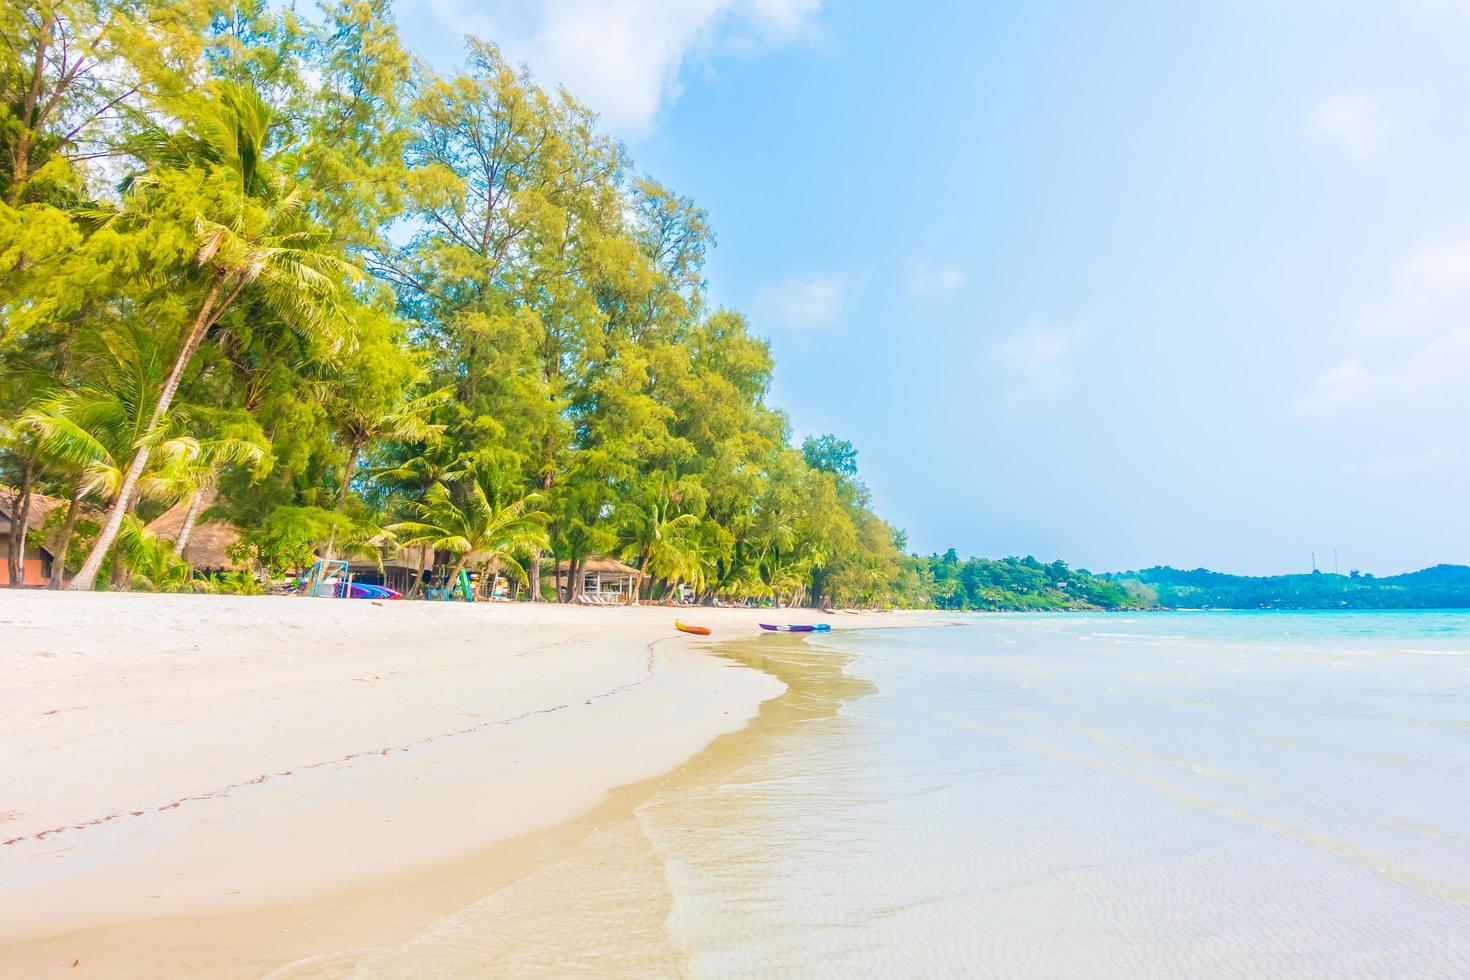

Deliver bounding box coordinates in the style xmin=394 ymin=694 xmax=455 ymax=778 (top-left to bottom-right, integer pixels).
xmin=675 ymin=620 xmax=711 ymax=636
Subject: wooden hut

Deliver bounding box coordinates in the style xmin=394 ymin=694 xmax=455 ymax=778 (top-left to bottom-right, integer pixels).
xmin=552 ymin=557 xmax=639 ymax=602
xmin=0 ymin=489 xmax=80 ymax=586
xmin=145 ymin=489 xmax=244 ymax=573
xmin=345 ymin=541 xmax=435 ymax=595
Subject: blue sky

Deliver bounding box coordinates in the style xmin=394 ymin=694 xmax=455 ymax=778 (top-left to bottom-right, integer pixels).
xmin=393 ymin=0 xmax=1470 ymax=575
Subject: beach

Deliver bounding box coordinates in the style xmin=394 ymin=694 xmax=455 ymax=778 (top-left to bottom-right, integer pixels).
xmin=6 ymin=604 xmax=1470 ymax=978
xmin=0 ymin=591 xmax=928 ymax=976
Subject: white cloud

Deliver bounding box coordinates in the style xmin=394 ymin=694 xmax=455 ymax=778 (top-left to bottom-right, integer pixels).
xmin=1296 ymin=358 xmax=1383 ymax=417
xmin=1357 ymin=241 xmax=1470 ymax=338
xmin=1405 ymin=0 xmax=1470 ymax=13
xmin=1297 ymin=327 xmax=1470 ymax=416
xmin=1299 ymin=240 xmax=1470 ymax=417
xmin=1344 ymin=448 xmax=1448 ymax=479
xmin=1308 ymin=93 xmax=1388 ymax=158
xmin=425 ymin=0 xmax=823 ymax=136
xmin=757 ymin=272 xmax=845 ymax=330
xmin=907 ymin=261 xmax=966 ymax=301
xmin=991 ymin=322 xmax=1080 ymax=395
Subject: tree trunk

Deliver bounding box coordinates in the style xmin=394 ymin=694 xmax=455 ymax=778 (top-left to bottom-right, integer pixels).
xmin=406 ymin=544 xmax=429 ymax=599
xmin=174 ymin=489 xmax=205 ymax=557
xmin=70 ymin=278 xmax=225 ymax=591
xmin=567 ymin=555 xmax=586 ymax=602
xmin=447 ymin=555 xmax=470 ymax=598
xmin=5 ymin=462 xmax=32 ymax=587
xmin=48 ymin=484 xmax=83 ymax=589
xmin=630 ymin=551 xmax=650 ymax=606
xmin=527 ymin=553 xmax=542 ymax=602
xmin=335 ymin=437 xmax=363 ymax=512
xmin=8 ymin=14 xmax=52 ymax=204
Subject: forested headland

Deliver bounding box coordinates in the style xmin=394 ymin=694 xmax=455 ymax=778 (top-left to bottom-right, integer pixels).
xmin=1 ymin=0 xmax=923 ymax=605
xmin=1104 ymin=565 xmax=1470 ymax=610
xmin=913 ymin=556 xmax=1470 ymax=611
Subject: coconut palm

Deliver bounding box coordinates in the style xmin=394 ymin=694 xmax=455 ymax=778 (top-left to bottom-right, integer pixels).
xmin=327 ymin=382 xmax=448 ymax=511
xmin=136 ymin=430 xmax=268 ymax=555
xmin=370 ymin=438 xmax=471 ymax=596
xmin=371 ymin=438 xmax=469 ymax=495
xmin=654 ymin=520 xmax=730 ymax=605
xmin=616 ymin=478 xmax=701 ymax=604
xmin=21 ymin=322 xmax=261 ymax=587
xmin=68 ymin=80 xmax=359 ymax=590
xmin=20 ymin=320 xmax=164 ymax=586
xmin=388 ymin=478 xmax=549 ymax=599
xmin=114 ymin=516 xmax=193 ymax=593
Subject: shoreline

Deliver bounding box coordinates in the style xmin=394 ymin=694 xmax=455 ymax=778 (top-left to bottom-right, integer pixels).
xmin=0 ymin=592 xmax=936 ymax=976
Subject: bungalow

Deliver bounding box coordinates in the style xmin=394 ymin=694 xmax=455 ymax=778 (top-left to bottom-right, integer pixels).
xmin=146 ymin=490 xmax=244 ymax=574
xmin=552 ymin=557 xmax=639 ymax=602
xmin=0 ymin=489 xmax=77 ymax=587
xmin=343 ymin=541 xmax=435 ymax=596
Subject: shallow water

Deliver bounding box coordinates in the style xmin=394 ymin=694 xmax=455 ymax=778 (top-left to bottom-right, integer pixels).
xmin=302 ymin=612 xmax=1470 ymax=978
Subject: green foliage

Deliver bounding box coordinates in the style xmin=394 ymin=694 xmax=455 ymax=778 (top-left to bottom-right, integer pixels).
xmin=200 ymin=569 xmax=266 ymax=596
xmin=388 ymin=464 xmax=550 ymax=586
xmin=802 ymin=435 xmax=859 ymax=477
xmin=1108 ymin=565 xmax=1470 ymax=609
xmin=227 ymin=505 xmax=374 ymax=577
xmin=114 ymin=516 xmax=193 ymax=592
xmin=0 ymin=0 xmax=920 ymax=605
xmin=919 ymin=552 xmax=1144 ymax=611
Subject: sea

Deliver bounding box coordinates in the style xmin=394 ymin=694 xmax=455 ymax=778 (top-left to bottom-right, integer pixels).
xmin=285 ymin=612 xmax=1470 ymax=978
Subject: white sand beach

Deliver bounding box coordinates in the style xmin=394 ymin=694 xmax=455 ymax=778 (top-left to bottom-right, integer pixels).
xmin=0 ymin=592 xmax=927 ymax=976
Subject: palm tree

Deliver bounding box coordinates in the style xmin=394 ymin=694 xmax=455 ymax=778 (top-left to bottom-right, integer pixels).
xmin=616 ymin=480 xmax=700 ymax=604
xmin=655 ymin=521 xmax=729 ymax=605
xmin=20 ymin=321 xmax=164 ymax=587
xmin=68 ymin=80 xmax=359 ymax=590
xmin=371 ymin=439 xmax=470 ymax=597
xmin=114 ymin=516 xmax=193 ymax=593
xmin=21 ymin=322 xmax=263 ymax=587
xmin=389 ymin=478 xmax=549 ymax=599
xmin=328 ymin=382 xmax=448 ymax=512
xmin=371 ymin=438 xmax=470 ymax=496
xmin=136 ymin=431 xmax=267 ymax=554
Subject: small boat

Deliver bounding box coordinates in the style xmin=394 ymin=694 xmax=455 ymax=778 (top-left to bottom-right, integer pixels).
xmin=675 ymin=620 xmax=712 ymax=636
xmin=758 ymin=623 xmax=831 ymax=633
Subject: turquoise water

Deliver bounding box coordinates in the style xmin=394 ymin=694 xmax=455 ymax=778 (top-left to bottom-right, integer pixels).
xmin=647 ymin=612 xmax=1470 ymax=977
xmin=315 ymin=612 xmax=1470 ymax=978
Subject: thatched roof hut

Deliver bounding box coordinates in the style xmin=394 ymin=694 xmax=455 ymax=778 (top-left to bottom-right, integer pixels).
xmin=553 ymin=557 xmax=639 ymax=598
xmin=1 ymin=488 xmax=80 ymax=551
xmin=1 ymin=487 xmax=94 ymax=585
xmin=146 ymin=489 xmax=243 ymax=571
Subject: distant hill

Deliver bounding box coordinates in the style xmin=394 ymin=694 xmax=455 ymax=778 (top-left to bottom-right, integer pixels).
xmin=1105 ymin=564 xmax=1470 ymax=609
xmin=918 ymin=552 xmax=1146 ymax=611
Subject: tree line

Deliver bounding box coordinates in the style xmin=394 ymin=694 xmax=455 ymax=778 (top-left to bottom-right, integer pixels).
xmin=914 ymin=551 xmax=1147 ymax=611
xmin=1105 ymin=565 xmax=1470 ymax=610
xmin=1 ymin=0 xmax=921 ymax=606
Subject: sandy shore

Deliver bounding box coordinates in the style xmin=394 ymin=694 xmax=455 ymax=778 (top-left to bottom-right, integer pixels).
xmin=0 ymin=591 xmax=930 ymax=976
